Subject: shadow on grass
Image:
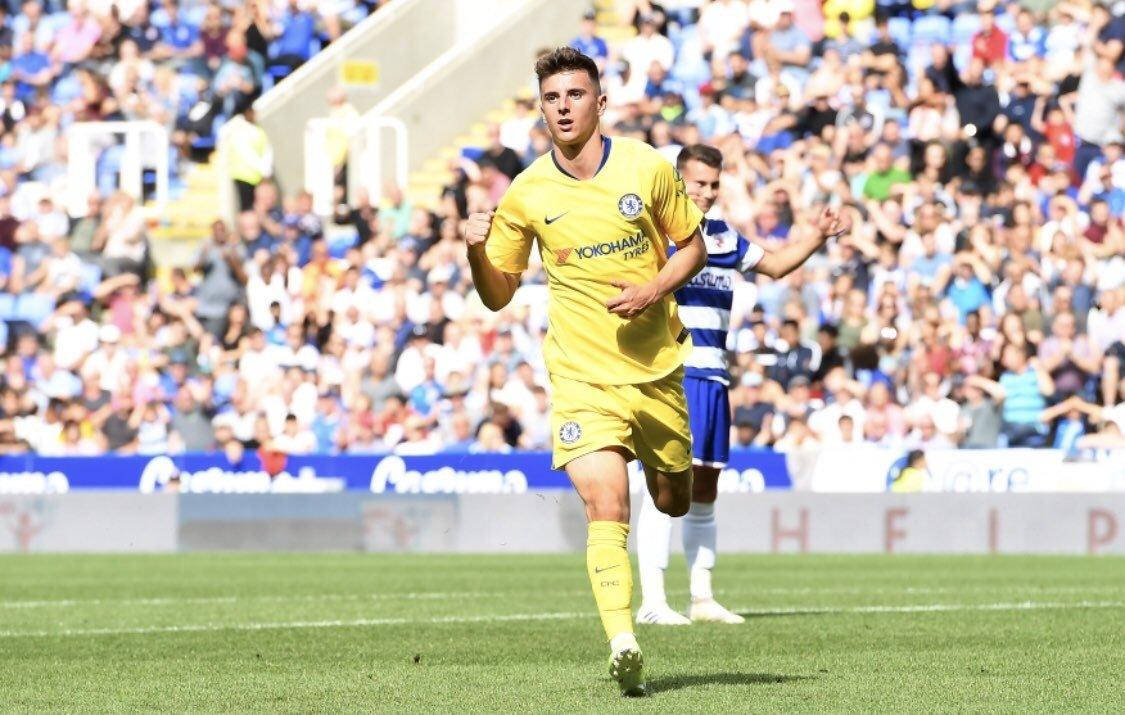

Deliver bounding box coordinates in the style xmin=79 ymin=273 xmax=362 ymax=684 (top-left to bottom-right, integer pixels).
xmin=647 ymin=672 xmax=814 ymax=694
xmin=737 ymin=609 xmax=832 ymax=619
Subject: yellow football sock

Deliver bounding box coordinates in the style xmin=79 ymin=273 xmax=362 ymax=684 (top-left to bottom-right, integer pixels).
xmin=586 ymin=520 xmax=634 ymax=642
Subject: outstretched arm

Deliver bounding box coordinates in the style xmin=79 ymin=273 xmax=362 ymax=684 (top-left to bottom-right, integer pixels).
xmin=754 ymin=207 xmax=851 ymax=279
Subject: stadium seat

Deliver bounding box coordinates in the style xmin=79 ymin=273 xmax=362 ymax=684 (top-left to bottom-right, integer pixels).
xmin=911 ymin=15 xmax=951 ymax=48
xmin=14 ymin=293 xmax=55 ymax=327
xmin=267 ymin=64 xmax=294 ymax=85
xmin=951 ymin=13 xmax=981 ymax=46
xmin=0 ymin=293 xmax=15 ymax=321
xmin=79 ymin=264 xmax=103 ymax=296
xmin=953 ymin=45 xmax=973 ymax=73
xmin=887 ymin=17 xmax=912 ymax=47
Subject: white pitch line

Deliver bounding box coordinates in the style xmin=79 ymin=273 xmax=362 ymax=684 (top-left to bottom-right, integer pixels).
xmin=0 ymin=611 xmax=591 ymax=639
xmin=5 ymin=584 xmax=1123 ymax=610
xmin=0 ymin=591 xmax=512 ymax=610
xmin=1 ymin=600 xmax=1122 ymax=639
xmin=743 ymin=600 xmax=1125 ymax=616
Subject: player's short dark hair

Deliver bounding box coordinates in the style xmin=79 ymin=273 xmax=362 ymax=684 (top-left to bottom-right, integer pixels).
xmin=534 ymin=47 xmax=601 ymax=94
xmin=676 ymin=144 xmax=723 ymax=172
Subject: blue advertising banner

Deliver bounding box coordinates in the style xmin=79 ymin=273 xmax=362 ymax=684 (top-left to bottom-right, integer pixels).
xmin=0 ymin=450 xmax=792 ymax=494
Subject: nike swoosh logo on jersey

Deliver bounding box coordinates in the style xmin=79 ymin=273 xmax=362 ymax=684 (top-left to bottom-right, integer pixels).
xmin=594 ymin=564 xmax=621 ymax=574
xmin=545 ymin=212 xmax=568 ymax=225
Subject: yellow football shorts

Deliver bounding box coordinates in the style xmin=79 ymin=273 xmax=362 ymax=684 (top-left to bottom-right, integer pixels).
xmin=549 ymin=366 xmax=693 ymax=473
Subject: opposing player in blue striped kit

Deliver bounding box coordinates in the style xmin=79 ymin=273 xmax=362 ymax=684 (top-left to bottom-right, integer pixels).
xmin=636 ymin=144 xmax=850 ymax=625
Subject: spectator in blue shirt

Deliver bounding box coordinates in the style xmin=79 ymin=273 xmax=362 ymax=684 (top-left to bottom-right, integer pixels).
xmin=9 ymin=32 xmax=52 ymax=102
xmin=570 ymin=11 xmax=608 ymax=71
xmin=1002 ymin=79 xmax=1038 ymax=136
xmin=969 ymin=343 xmax=1056 ymax=448
xmin=123 ymin=1 xmax=163 ymax=53
xmin=154 ymin=0 xmax=202 ymax=67
xmin=237 ymin=211 xmax=277 ymax=257
xmin=272 ymin=0 xmax=318 ymax=76
xmin=941 ymin=254 xmax=993 ymax=323
xmin=767 ymin=4 xmax=812 ymax=83
xmin=409 ymin=356 xmax=442 ymax=417
xmin=311 ymin=392 xmax=344 ymax=453
xmin=1007 ymin=9 xmax=1046 ymax=64
xmin=907 ymin=233 xmax=952 ymax=288
xmin=265 ymin=302 xmax=287 ymax=345
xmin=0 ymin=244 xmax=11 ymax=290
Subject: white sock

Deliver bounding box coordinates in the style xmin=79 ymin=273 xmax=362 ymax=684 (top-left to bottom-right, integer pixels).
xmin=683 ymin=501 xmax=717 ymax=601
xmin=636 ymin=487 xmax=672 ymax=607
xmin=610 ymin=632 xmax=638 ymax=653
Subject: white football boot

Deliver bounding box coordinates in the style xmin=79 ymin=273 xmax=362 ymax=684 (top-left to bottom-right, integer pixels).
xmin=689 ymin=598 xmax=745 ymax=624
xmin=635 ymin=602 xmax=692 ymax=626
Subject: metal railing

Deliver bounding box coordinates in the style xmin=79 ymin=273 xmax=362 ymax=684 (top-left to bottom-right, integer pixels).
xmin=304 ymin=116 xmax=408 ymax=216
xmin=64 ymin=121 xmax=170 ymax=217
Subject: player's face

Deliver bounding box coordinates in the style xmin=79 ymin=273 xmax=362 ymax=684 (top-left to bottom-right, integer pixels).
xmin=679 ymin=159 xmax=721 ymax=213
xmin=539 ymin=70 xmax=605 ymax=148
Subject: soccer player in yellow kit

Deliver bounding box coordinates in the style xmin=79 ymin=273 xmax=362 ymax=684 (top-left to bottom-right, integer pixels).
xmin=463 ymin=47 xmax=706 ymax=697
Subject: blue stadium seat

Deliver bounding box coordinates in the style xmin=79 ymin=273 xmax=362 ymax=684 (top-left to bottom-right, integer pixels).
xmin=907 ymin=44 xmax=935 ymax=73
xmin=14 ymin=293 xmax=55 ymax=327
xmin=0 ymin=293 xmax=15 ymax=320
xmin=887 ymin=17 xmax=912 ymax=47
xmin=267 ymin=64 xmax=293 ymax=84
xmin=79 ymin=264 xmax=102 ymax=295
xmin=951 ymin=13 xmax=981 ymax=46
xmin=953 ymin=45 xmax=973 ymax=73
xmin=912 ymin=15 xmax=951 ymax=47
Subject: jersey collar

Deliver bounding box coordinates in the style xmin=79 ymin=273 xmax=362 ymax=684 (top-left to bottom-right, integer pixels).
xmin=551 ymin=135 xmax=611 ymax=181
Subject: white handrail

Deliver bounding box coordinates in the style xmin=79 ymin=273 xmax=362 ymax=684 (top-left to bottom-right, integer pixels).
xmin=360 ymin=117 xmax=409 ymax=204
xmin=304 ymin=116 xmax=408 ymax=216
xmin=64 ymin=120 xmax=169 ymax=218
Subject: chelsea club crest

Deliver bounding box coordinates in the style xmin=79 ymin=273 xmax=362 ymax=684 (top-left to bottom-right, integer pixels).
xmin=617 ymin=193 xmax=643 ymax=220
xmin=558 ymin=421 xmax=582 ymax=445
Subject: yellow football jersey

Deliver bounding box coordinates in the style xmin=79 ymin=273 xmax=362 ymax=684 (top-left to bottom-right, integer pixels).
xmin=485 ymin=136 xmax=704 ymax=386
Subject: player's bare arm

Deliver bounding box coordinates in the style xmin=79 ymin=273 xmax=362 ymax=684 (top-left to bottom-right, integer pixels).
xmin=753 ymin=207 xmax=852 ymax=279
xmin=678 ymin=148 xmax=849 ymax=280
xmin=606 ymin=228 xmax=706 ymax=318
xmin=463 ymin=210 xmax=520 ymax=311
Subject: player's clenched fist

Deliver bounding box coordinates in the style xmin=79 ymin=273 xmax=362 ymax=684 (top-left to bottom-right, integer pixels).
xmin=461 ymin=211 xmax=494 ymax=248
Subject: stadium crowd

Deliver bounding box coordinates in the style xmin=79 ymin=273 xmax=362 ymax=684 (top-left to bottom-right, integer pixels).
xmin=0 ymin=0 xmax=1123 ymax=460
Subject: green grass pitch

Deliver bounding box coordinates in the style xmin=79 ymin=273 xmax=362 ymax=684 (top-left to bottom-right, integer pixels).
xmin=1 ymin=553 xmax=1123 ymax=711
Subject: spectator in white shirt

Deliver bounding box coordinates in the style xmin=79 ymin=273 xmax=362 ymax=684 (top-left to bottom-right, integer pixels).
xmin=395 ymin=325 xmax=441 ymax=393
xmin=44 ymin=301 xmax=99 ymax=371
xmin=907 ymin=371 xmax=961 ymax=439
xmin=621 ymin=14 xmax=674 ymax=98
xmin=271 ymin=413 xmax=316 ymax=455
xmin=394 ymin=414 xmax=442 ymax=455
xmin=698 ymin=0 xmax=750 ymax=67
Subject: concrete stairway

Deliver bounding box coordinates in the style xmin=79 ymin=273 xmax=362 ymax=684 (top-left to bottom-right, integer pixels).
xmin=402 ymin=0 xmax=635 ymax=210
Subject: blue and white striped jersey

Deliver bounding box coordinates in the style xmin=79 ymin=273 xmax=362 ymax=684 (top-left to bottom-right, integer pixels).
xmin=673 ymin=216 xmax=764 ymax=385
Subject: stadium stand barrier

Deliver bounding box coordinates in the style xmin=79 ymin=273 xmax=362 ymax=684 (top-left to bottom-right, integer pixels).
xmin=1 ymin=488 xmax=1122 ymax=555
xmin=0 ymin=449 xmax=1120 ymax=495
xmin=64 ymin=121 xmax=170 ymax=217
xmin=357 ymin=0 xmax=587 ymax=192
xmin=253 ymin=0 xmax=456 ymax=195
xmin=304 ymin=116 xmax=409 ymax=216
